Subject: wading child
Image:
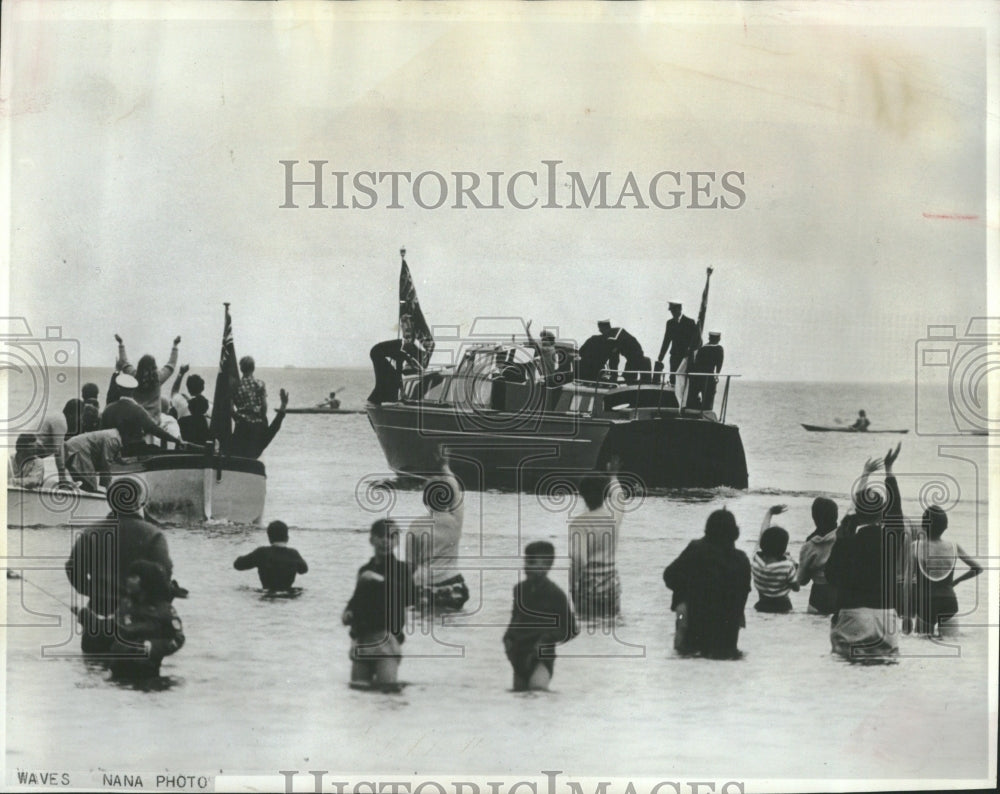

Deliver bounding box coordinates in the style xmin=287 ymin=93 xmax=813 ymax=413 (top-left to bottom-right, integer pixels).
xmin=342 ymin=519 xmax=415 ymax=690
xmin=752 ymin=505 xmax=799 ymax=613
xmin=797 ymin=498 xmax=839 ymax=615
xmin=233 ymin=520 xmax=309 ymax=591
xmin=74 ymin=559 xmax=185 ymax=679
xmin=503 ymin=541 xmax=579 ymax=691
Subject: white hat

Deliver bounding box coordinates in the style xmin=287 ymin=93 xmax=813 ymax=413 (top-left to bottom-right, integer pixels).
xmin=115 ymin=372 xmax=138 ymax=389
xmin=668 ymin=299 xmax=682 ymax=307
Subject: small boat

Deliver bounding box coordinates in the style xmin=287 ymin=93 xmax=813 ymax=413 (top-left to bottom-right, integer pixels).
xmin=6 ymin=451 xmax=267 ymax=527
xmin=801 ymin=424 xmax=909 ymax=434
xmin=283 ymin=407 xmax=365 ymax=415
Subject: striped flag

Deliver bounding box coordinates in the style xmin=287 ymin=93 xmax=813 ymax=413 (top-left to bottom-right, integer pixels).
xmin=696 ymin=267 xmax=713 ymax=335
xmin=209 ymin=304 xmax=239 ymax=448
xmin=399 ymin=252 xmax=435 ymax=368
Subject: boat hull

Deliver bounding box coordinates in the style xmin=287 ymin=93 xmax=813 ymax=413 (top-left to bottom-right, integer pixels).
xmin=6 ymin=453 xmax=266 ymax=527
xmin=366 ymin=402 xmax=748 ymax=491
xmin=801 ymin=424 xmax=909 ymax=434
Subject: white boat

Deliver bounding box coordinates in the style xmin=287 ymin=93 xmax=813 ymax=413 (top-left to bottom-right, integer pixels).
xmin=6 ymin=452 xmax=266 ymax=527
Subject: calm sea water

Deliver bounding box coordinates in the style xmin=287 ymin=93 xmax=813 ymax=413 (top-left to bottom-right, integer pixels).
xmin=4 ymin=368 xmax=992 ymax=783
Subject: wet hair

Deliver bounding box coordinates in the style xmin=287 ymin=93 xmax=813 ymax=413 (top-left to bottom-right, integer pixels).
xmin=540 ymin=330 xmax=555 ymax=343
xmin=187 ymin=374 xmax=205 ymax=395
xmin=369 ymin=518 xmax=400 ymax=544
xmin=578 ymin=474 xmax=608 ymax=512
xmin=239 ymin=356 xmax=255 ymax=375
xmin=81 ymin=382 xmax=99 ymax=401
xmin=524 ymin=540 xmax=555 ymax=570
xmin=704 ymin=508 xmax=739 ymax=547
xmin=136 ymin=355 xmax=160 ymax=390
xmin=267 ymin=520 xmax=289 ymax=543
xmin=188 ymin=394 xmax=209 ymax=416
xmin=922 ymin=506 xmax=948 ymax=540
xmin=15 ymin=433 xmax=38 ymax=453
xmin=853 ymin=487 xmax=886 ymax=523
xmin=760 ymin=526 xmax=790 ymax=558
xmin=127 ymin=560 xmax=172 ymax=602
xmin=811 ymin=497 xmax=838 ymax=535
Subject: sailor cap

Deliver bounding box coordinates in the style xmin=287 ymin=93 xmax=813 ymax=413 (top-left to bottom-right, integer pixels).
xmin=115 ymin=373 xmax=139 ymax=389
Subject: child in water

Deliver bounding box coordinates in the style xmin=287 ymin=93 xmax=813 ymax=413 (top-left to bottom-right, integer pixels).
xmin=797 ymin=497 xmax=840 ymax=615
xmin=503 ymin=541 xmax=579 ymax=691
xmin=74 ymin=559 xmax=185 ymax=679
xmin=233 ymin=520 xmax=309 ymax=591
xmin=752 ymin=505 xmax=799 ymax=613
xmin=342 ymin=519 xmax=415 ymax=690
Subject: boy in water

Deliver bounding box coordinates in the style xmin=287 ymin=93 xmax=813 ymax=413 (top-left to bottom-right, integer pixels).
xmin=503 ymin=540 xmax=579 ymax=692
xmin=233 ymin=520 xmax=309 ymax=591
xmin=342 ymin=519 xmax=415 ymax=690
xmin=752 ymin=505 xmax=799 ymax=613
xmin=73 ymin=559 xmax=185 ymax=679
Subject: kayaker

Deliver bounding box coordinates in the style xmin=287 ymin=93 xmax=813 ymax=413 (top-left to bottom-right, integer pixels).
xmin=851 ymin=410 xmax=871 ymax=431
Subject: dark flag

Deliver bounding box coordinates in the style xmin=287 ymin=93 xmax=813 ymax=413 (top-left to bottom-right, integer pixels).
xmin=209 ymin=303 xmax=239 ymax=449
xmin=696 ymin=267 xmax=714 ymax=336
xmin=399 ymin=248 xmax=434 ymax=368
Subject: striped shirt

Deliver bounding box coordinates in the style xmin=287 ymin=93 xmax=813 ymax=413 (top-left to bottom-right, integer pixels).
xmin=751 ymin=552 xmax=798 ymax=599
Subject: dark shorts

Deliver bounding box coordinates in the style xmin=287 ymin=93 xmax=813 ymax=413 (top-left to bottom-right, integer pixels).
xmin=754 ymin=595 xmax=793 ymax=613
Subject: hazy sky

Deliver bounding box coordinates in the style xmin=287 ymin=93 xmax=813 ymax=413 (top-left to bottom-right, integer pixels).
xmin=3 ymin=1 xmax=994 ymax=381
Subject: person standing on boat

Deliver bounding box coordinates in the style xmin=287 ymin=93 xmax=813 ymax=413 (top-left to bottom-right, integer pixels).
xmin=230 ymin=355 xmax=268 ymax=455
xmin=577 ymin=333 xmax=616 ymax=382
xmin=568 ymin=457 xmax=624 ymax=620
xmin=100 ymin=373 xmax=187 ymax=454
xmin=170 ymin=365 xmax=211 ymax=420
xmin=599 ymin=321 xmax=651 ymax=385
xmin=368 ymin=331 xmax=423 ymax=405
xmin=851 ymin=410 xmax=871 ymax=431
xmin=690 ymin=331 xmax=724 ymax=410
xmin=656 ymin=301 xmax=701 ymax=385
xmin=408 ymin=448 xmax=469 ymax=612
xmin=115 ymin=333 xmax=180 ymax=423
xmin=33 ymin=403 xmax=78 ymax=486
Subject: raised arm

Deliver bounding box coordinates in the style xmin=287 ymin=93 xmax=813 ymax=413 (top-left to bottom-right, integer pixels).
xmin=115 ymin=334 xmax=130 ymax=372
xmin=158 ymin=337 xmax=181 ymax=383
xmin=883 ymin=443 xmax=902 ymax=523
xmin=758 ymin=504 xmax=787 ymax=551
xmin=171 ymin=364 xmax=190 ymax=397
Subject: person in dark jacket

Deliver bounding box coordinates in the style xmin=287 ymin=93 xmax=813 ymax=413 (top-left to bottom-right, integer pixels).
xmin=341 ymin=519 xmax=415 ymax=690
xmin=577 ymin=333 xmax=616 ymax=382
xmin=503 ymin=540 xmax=579 ymax=691
xmin=825 ymin=444 xmax=904 ymax=663
xmin=368 ymin=332 xmax=423 ymax=405
xmin=233 ymin=520 xmax=308 ymax=591
xmin=662 ymin=508 xmax=751 ymax=659
xmin=65 ymin=479 xmax=175 ymax=653
xmin=656 ymin=301 xmax=702 ymax=385
xmin=689 ymin=331 xmax=724 ymax=409
xmin=599 ymin=321 xmax=652 ymax=385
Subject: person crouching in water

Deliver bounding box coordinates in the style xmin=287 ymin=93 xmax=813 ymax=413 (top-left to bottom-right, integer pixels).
xmin=73 ymin=560 xmax=184 ymax=680
xmin=233 ymin=520 xmax=308 ymax=592
xmin=503 ymin=541 xmax=579 ymax=692
xmin=342 ymin=519 xmax=415 ymax=691
xmin=752 ymin=505 xmax=800 ymax=613
xmin=662 ymin=509 xmax=752 ymax=659
xmin=797 ymin=497 xmax=840 ymax=615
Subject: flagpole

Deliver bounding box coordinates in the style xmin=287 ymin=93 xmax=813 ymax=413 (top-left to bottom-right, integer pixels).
xmin=398 ymin=247 xmax=406 ymax=342
xmin=696 ymin=267 xmax=713 ymax=336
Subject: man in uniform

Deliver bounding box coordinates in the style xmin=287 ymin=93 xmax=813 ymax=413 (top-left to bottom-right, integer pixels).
xmin=656 ymin=300 xmax=702 ymax=385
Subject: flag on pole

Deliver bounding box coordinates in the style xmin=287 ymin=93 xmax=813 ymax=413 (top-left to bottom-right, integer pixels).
xmin=696 ymin=267 xmax=714 ymax=336
xmin=209 ymin=304 xmax=239 ymax=449
xmin=399 ymin=249 xmax=434 ymax=368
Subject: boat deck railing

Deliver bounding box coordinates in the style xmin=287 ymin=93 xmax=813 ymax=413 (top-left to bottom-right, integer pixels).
xmin=576 ymin=369 xmax=739 ymax=423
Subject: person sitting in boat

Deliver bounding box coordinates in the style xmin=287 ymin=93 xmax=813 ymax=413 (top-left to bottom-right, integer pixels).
xmin=80 ymin=383 xmax=102 ymax=433
xmin=599 ymin=321 xmax=651 ymax=385
xmin=32 ymin=403 xmax=79 ymax=486
xmin=100 ymin=373 xmax=189 ymax=455
xmin=317 ymin=390 xmax=341 ymax=410
xmin=568 ymin=457 xmax=624 ymax=621
xmin=690 ymin=331 xmax=724 ymax=410
xmin=179 ymin=394 xmax=211 ymax=445
xmin=65 ymin=479 xmax=177 ymax=653
xmin=851 ymin=410 xmax=871 ymax=431
xmin=64 ymin=428 xmax=123 ymax=492
xmin=576 ymin=332 xmax=616 ymax=382
xmin=115 ymin=333 xmax=181 ymax=423
xmin=233 ymin=520 xmax=309 ymax=591
xmin=368 ymin=331 xmax=423 ymax=405
xmin=656 ymin=300 xmax=702 ymax=386
xmin=407 ymin=448 xmax=470 ymax=612
xmin=8 ymin=433 xmax=45 ymax=489
xmin=170 ymin=367 xmax=212 ymax=421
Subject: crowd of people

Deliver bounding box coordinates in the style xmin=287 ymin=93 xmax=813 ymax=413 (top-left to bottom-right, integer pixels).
xmin=7 ymin=335 xmax=290 ymax=495
xmin=367 ymin=299 xmax=727 ymax=412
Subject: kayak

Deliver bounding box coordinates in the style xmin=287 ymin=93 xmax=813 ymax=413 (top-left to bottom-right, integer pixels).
xmin=283 ymin=407 xmax=365 ymax=415
xmin=801 ymin=424 xmax=909 ymax=434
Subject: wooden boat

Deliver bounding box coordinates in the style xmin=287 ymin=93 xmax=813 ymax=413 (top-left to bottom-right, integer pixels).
xmin=6 ymin=451 xmax=266 ymax=527
xmin=801 ymin=423 xmax=909 ymax=434
xmin=283 ymin=407 xmax=365 ymax=415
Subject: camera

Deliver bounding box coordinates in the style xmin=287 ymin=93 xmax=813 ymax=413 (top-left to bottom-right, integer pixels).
xmin=1 ymin=317 xmax=80 ymax=444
